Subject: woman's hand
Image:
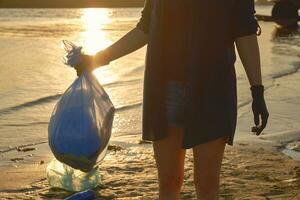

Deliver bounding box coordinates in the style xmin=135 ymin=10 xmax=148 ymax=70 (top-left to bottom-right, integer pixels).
xmin=74 ymin=50 xmax=110 ymax=76
xmin=250 ymin=85 xmax=269 ymax=135
xmin=74 ymin=54 xmax=93 ymax=76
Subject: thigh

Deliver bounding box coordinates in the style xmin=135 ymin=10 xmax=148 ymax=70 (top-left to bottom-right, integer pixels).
xmin=192 ymin=136 xmax=227 ymax=183
xmin=153 ymin=126 xmax=186 ymax=181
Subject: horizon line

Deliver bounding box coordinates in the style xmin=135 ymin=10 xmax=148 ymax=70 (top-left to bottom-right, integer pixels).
xmin=0 ymin=0 xmax=145 ymax=8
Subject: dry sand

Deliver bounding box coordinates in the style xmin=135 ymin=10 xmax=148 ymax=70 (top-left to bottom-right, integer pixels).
xmin=0 ymin=141 xmax=299 ymax=200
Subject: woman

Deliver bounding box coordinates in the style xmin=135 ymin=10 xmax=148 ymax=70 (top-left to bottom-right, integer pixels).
xmin=73 ymin=0 xmax=269 ymax=199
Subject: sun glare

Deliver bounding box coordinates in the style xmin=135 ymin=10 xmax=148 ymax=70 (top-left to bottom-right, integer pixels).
xmin=80 ymin=8 xmax=112 ymax=55
xmin=80 ymin=8 xmax=117 ymax=84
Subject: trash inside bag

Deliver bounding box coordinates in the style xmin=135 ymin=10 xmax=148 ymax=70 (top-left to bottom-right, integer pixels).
xmin=48 ymin=40 xmax=115 ymax=172
xmin=47 ymin=158 xmax=101 ymax=192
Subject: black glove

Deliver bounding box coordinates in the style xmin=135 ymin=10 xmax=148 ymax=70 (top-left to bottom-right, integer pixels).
xmin=250 ymin=85 xmax=269 ymax=135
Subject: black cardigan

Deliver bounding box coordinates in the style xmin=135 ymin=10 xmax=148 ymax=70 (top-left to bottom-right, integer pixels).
xmin=136 ymin=0 xmax=260 ymax=149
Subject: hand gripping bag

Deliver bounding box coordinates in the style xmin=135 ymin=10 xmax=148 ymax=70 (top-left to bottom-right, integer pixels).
xmin=48 ymin=69 xmax=115 ymax=172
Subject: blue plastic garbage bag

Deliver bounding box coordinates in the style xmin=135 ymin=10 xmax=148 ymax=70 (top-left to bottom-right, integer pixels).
xmin=48 ymin=41 xmax=115 ymax=172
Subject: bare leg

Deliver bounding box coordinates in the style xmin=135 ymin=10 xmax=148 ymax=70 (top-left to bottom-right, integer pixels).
xmin=153 ymin=126 xmax=186 ymax=200
xmin=192 ymin=136 xmax=227 ymax=200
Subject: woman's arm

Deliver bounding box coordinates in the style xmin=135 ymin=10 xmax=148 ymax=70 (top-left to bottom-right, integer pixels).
xmin=235 ymin=34 xmax=262 ymax=86
xmin=94 ymin=0 xmax=151 ymax=67
xmin=232 ymin=0 xmax=269 ymax=135
xmin=92 ymin=27 xmax=148 ymax=69
xmin=75 ymin=28 xmax=148 ymax=74
xmin=235 ymin=34 xmax=269 ymax=135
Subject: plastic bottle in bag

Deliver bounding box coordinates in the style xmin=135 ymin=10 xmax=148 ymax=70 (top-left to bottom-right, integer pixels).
xmin=47 ymin=159 xmax=100 ymax=192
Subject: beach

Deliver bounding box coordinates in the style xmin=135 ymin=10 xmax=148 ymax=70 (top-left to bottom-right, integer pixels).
xmin=0 ymin=138 xmax=300 ymax=199
xmin=1 ymin=59 xmax=300 ymax=199
xmin=0 ymin=5 xmax=300 ymax=199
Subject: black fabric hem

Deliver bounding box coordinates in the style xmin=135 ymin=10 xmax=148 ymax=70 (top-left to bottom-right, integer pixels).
xmin=142 ymin=132 xmax=168 ymax=142
xmin=142 ymin=130 xmax=235 ymax=149
xmin=182 ymin=132 xmax=234 ymax=149
xmin=233 ymin=24 xmax=261 ymax=39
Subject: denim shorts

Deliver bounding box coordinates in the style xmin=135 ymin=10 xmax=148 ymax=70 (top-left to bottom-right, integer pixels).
xmin=164 ymin=81 xmax=187 ymax=127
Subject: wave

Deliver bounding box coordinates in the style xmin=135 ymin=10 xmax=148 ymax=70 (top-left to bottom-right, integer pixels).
xmin=115 ymin=102 xmax=142 ymax=112
xmin=0 ymin=25 xmax=82 ymax=38
xmin=0 ymin=121 xmax=49 ymax=127
xmin=0 ymin=19 xmax=137 ymax=38
xmin=272 ymin=64 xmax=300 ymax=79
xmin=0 ymin=141 xmax=47 ymax=153
xmin=104 ymin=78 xmax=142 ymax=87
xmin=0 ymin=94 xmax=62 ymax=115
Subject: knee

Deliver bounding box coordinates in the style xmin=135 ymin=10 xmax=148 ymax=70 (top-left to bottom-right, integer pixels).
xmin=159 ymin=175 xmax=184 ymax=191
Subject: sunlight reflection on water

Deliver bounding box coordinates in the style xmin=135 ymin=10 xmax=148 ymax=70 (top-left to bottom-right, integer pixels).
xmin=81 ymin=8 xmax=112 ymax=55
xmin=80 ymin=8 xmax=117 ymax=85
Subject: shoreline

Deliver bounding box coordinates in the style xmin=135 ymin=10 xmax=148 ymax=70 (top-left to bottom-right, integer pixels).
xmin=0 ymin=0 xmax=144 ymax=8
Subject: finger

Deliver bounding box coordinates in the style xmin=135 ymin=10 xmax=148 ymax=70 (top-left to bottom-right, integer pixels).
xmin=259 ymin=113 xmax=269 ymax=133
xmin=66 ymin=52 xmax=75 ymax=58
xmin=62 ymin=40 xmax=74 ymax=52
xmin=256 ymin=124 xmax=262 ymax=135
xmin=254 ymin=113 xmax=260 ymax=126
xmin=256 ymin=113 xmax=269 ymax=135
xmin=262 ymin=112 xmax=269 ymax=128
xmin=62 ymin=57 xmax=68 ymax=65
xmin=63 ymin=40 xmax=76 ymax=50
xmin=251 ymin=126 xmax=259 ymax=133
xmin=76 ymin=68 xmax=83 ymax=77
